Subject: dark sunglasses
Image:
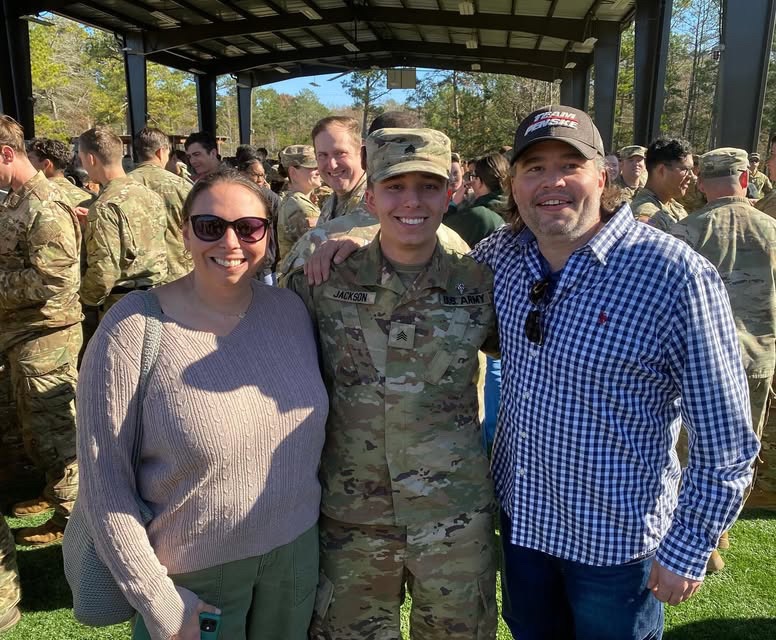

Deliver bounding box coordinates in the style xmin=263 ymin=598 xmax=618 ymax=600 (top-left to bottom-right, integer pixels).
xmin=190 ymin=214 xmax=270 ymax=244
xmin=525 ymin=277 xmax=550 ymax=345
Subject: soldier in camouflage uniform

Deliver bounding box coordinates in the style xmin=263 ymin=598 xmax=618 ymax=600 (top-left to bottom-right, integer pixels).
xmin=613 ymin=145 xmax=647 ymax=203
xmin=0 ymin=516 xmax=21 ymax=632
xmin=631 ymin=138 xmax=694 ymax=232
xmin=672 ymin=148 xmax=776 ymax=565
xmin=677 ymin=156 xmax=707 ymax=213
xmin=276 ymin=145 xmax=322 ymax=262
xmin=0 ymin=115 xmax=82 ymax=545
xmin=129 ymin=127 xmax=193 ymax=281
xmin=748 ymin=153 xmax=772 ymax=201
xmin=78 ymin=126 xmax=167 ymax=316
xmin=26 ymin=138 xmax=93 ymax=210
xmin=285 ymin=128 xmax=498 ymax=640
xmin=312 ymin=116 xmax=368 ymax=226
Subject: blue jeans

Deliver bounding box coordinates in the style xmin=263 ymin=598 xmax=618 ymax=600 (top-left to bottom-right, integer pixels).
xmin=482 ymin=356 xmax=501 ymax=453
xmin=500 ymin=511 xmax=663 ymax=640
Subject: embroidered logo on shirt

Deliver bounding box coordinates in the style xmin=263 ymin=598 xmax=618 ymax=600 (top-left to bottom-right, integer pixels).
xmin=598 ymin=311 xmax=608 ymax=325
xmin=456 ymin=282 xmax=466 ymax=294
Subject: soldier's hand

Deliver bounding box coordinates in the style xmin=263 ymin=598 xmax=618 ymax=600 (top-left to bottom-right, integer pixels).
xmin=304 ymin=236 xmax=364 ymax=285
xmin=646 ymin=559 xmax=702 ymax=605
xmin=74 ymin=206 xmax=89 ymax=227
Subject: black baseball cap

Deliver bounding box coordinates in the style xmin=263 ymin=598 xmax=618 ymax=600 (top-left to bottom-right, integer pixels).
xmin=512 ymin=105 xmax=605 ymax=162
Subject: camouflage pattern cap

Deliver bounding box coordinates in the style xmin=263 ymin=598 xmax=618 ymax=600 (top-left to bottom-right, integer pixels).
xmin=620 ymin=145 xmax=647 ymax=159
xmin=699 ymin=147 xmax=749 ymax=179
xmin=750 ymin=152 xmax=761 ymax=162
xmin=512 ymin=105 xmax=605 ymax=162
xmin=366 ymin=128 xmax=451 ymax=183
xmin=279 ymin=144 xmax=317 ymax=169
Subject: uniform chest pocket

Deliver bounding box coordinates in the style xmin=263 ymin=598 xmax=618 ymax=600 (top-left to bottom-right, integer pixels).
xmin=423 ymin=307 xmax=486 ymax=386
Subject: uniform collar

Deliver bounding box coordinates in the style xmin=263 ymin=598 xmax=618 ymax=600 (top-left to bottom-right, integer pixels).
xmin=2 ymin=171 xmax=48 ymax=209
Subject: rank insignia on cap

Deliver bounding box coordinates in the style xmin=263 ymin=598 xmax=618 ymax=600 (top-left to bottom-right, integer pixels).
xmin=456 ymin=283 xmax=465 ymax=294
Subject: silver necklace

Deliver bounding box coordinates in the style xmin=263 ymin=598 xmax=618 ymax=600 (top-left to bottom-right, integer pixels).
xmin=190 ymin=278 xmax=252 ymax=319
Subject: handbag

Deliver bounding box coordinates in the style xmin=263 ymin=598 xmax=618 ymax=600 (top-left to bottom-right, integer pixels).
xmin=63 ymin=291 xmax=163 ymax=626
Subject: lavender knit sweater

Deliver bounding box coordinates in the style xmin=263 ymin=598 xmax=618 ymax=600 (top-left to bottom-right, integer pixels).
xmin=76 ymin=281 xmax=328 ymax=639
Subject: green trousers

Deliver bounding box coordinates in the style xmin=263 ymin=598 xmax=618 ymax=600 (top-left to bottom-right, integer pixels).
xmin=133 ymin=524 xmax=318 ymax=640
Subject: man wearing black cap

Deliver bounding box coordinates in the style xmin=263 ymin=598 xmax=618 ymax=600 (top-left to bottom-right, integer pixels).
xmin=469 ymin=106 xmax=758 ymax=639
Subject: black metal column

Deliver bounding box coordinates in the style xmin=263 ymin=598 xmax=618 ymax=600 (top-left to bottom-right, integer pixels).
xmin=196 ymin=74 xmax=218 ymax=134
xmin=236 ymin=74 xmax=252 ymax=145
xmin=593 ymin=22 xmax=621 ymax=152
xmin=0 ymin=2 xmax=34 ymax=135
xmin=633 ymin=0 xmax=673 ymax=145
xmin=716 ymin=0 xmax=776 ymax=150
xmin=560 ymin=66 xmax=590 ymax=112
xmin=123 ymin=33 xmax=147 ymax=155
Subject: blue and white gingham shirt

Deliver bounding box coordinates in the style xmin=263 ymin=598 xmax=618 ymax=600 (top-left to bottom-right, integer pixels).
xmin=471 ymin=203 xmax=759 ymax=580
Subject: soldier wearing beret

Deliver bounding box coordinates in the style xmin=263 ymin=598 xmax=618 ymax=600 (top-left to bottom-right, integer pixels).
xmin=672 ymin=148 xmax=776 ymax=535
xmin=286 ymin=128 xmax=499 ymax=639
xmin=276 ymin=145 xmax=322 ymax=262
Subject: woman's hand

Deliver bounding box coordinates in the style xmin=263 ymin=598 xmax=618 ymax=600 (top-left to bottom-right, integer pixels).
xmin=170 ymin=600 xmax=221 ymax=640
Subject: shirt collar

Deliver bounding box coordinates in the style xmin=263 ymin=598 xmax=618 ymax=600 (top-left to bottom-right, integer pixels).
xmin=514 ymin=202 xmax=635 ymax=266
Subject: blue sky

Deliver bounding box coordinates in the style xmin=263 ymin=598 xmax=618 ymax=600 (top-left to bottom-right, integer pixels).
xmin=263 ymin=72 xmax=431 ymax=108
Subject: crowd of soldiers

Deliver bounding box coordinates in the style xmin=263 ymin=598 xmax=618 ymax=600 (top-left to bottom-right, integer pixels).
xmin=0 ymin=104 xmax=774 ymax=638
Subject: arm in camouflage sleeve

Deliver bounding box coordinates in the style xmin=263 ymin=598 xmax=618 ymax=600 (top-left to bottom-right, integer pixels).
xmin=0 ymin=203 xmax=80 ymax=309
xmin=80 ymin=202 xmax=121 ymax=307
xmin=280 ymin=267 xmax=316 ymax=320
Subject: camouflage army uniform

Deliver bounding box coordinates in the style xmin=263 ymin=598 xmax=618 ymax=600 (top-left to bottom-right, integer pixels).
xmin=129 ymin=161 xmax=193 ymax=280
xmin=631 ymin=186 xmax=688 ymax=231
xmin=672 ymin=177 xmax=775 ymax=507
xmin=286 ymin=128 xmax=498 ymax=640
xmin=316 ymin=172 xmax=367 ymax=226
xmin=677 ymin=178 xmax=706 ymax=213
xmin=50 ymin=176 xmax=92 ymax=209
xmin=612 ymin=175 xmax=640 ymax=203
xmin=276 ymin=191 xmax=320 ymax=262
xmin=749 ymin=169 xmax=773 ymax=200
xmin=756 ymin=189 xmax=776 ymax=220
xmin=0 ymin=517 xmax=21 ymax=627
xmin=81 ymin=175 xmax=168 ymax=314
xmin=0 ymin=172 xmax=82 ymax=524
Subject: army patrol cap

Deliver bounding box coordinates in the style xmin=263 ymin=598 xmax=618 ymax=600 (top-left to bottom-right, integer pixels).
xmin=279 ymin=144 xmax=317 ymax=169
xmin=750 ymin=152 xmax=761 ymax=162
xmin=366 ymin=128 xmax=451 ymax=183
xmin=699 ymin=147 xmax=749 ymax=179
xmin=620 ymin=145 xmax=647 ymax=159
xmin=512 ymin=105 xmax=605 ymax=162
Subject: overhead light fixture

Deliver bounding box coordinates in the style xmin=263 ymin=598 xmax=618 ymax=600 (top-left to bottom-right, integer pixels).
xmin=188 ymin=68 xmax=206 ymax=75
xmin=583 ymin=37 xmax=598 ymax=47
xmin=344 ymin=42 xmax=360 ymax=52
xmin=471 ymin=63 xmax=481 ymax=71
xmin=300 ymin=6 xmax=322 ymax=20
xmin=20 ymin=14 xmax=55 ymax=26
xmin=564 ymin=62 xmax=577 ymax=69
xmin=465 ymin=38 xmax=478 ymax=49
xmin=274 ymin=66 xmax=290 ymax=74
xmin=458 ymin=1 xmax=475 ymax=16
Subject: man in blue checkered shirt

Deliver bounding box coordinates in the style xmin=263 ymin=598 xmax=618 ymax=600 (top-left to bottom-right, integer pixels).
xmin=470 ymin=106 xmax=759 ymax=639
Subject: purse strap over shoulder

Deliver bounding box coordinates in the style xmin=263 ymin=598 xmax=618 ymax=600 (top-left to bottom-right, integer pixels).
xmin=130 ymin=291 xmax=164 ymax=471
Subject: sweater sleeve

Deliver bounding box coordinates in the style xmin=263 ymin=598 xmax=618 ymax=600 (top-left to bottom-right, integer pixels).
xmin=76 ymin=308 xmax=200 ymax=640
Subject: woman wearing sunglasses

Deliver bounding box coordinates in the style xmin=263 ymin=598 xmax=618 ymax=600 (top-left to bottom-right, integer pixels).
xmin=75 ymin=170 xmax=328 ymax=640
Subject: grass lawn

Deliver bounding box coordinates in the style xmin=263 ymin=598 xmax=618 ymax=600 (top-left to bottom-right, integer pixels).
xmin=3 ymin=510 xmax=775 ymax=639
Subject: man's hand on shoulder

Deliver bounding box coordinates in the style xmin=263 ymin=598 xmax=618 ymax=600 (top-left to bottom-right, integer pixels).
xmin=647 ymin=559 xmax=702 ymax=605
xmin=304 ymin=236 xmax=365 ymax=286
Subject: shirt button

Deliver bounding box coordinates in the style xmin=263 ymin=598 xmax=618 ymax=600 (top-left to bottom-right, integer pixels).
xmin=519 ymin=468 xmax=527 ymax=477
xmin=520 ymin=431 xmax=528 ymax=439
xmin=522 ymin=392 xmax=530 ymax=400
xmin=529 ymin=350 xmax=538 ymax=357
